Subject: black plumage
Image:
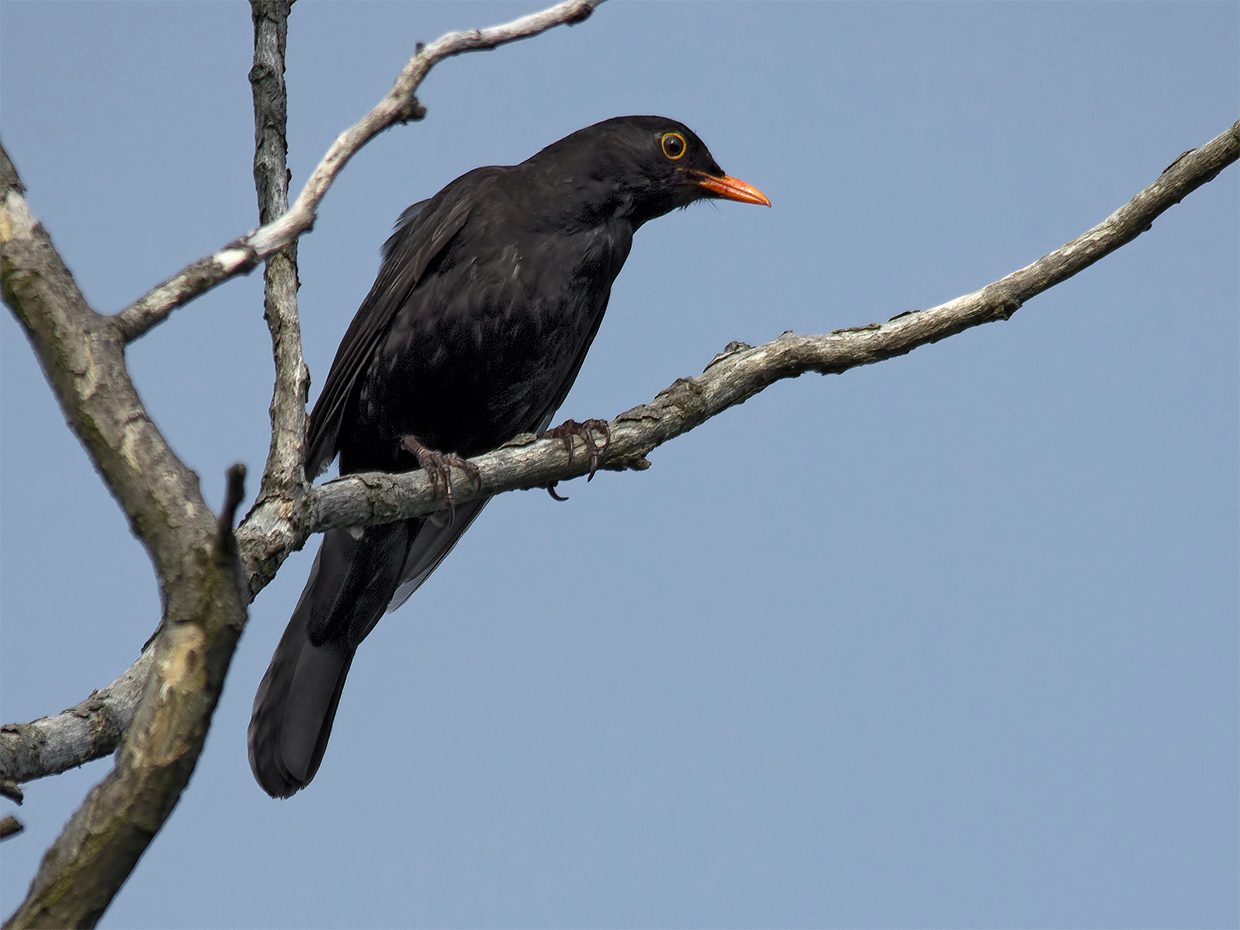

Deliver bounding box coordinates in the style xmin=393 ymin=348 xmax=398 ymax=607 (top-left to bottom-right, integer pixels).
xmin=248 ymin=116 xmax=769 ymax=797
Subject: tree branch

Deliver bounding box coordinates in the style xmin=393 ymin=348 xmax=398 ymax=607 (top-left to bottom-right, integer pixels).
xmin=246 ymin=0 xmax=312 ymax=593
xmin=0 ymin=146 xmax=211 ymax=603
xmin=2 ymin=144 xmax=249 ymax=930
xmin=0 ymin=482 xmax=249 ymax=929
xmin=240 ymin=120 xmax=1240 ymax=562
xmin=112 ymin=0 xmax=605 ymax=342
xmin=0 ymin=650 xmax=153 ymax=785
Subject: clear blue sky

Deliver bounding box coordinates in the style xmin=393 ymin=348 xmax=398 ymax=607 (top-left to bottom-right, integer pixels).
xmin=2 ymin=3 xmax=1237 ymax=927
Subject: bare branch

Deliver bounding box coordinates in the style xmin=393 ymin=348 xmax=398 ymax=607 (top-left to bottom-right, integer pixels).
xmin=2 ymin=147 xmax=249 ymax=930
xmin=0 ymin=465 xmax=241 ymax=788
xmin=1 ymin=144 xmax=210 ymax=600
xmin=112 ymin=0 xmax=605 ymax=342
xmin=248 ymin=0 xmax=312 ymax=589
xmin=0 ymin=650 xmax=153 ymax=784
xmin=250 ymin=0 xmax=294 ymax=232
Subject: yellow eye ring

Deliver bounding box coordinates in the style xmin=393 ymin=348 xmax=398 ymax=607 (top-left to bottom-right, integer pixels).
xmin=661 ymin=132 xmax=687 ymax=160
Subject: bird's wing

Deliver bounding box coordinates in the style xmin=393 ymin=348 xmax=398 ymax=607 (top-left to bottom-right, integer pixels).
xmin=305 ymin=191 xmax=475 ymax=477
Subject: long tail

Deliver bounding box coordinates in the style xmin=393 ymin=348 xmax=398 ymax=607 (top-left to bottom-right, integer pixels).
xmin=248 ymin=522 xmax=412 ymax=798
xmin=248 ymin=497 xmax=490 ymax=798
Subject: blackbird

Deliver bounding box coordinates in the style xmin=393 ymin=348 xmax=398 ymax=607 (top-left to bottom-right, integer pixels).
xmin=248 ymin=116 xmax=769 ymax=797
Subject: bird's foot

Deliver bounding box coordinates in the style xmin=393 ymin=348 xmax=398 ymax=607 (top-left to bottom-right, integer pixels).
xmin=401 ymin=436 xmax=481 ymax=518
xmin=539 ymin=418 xmax=611 ymax=481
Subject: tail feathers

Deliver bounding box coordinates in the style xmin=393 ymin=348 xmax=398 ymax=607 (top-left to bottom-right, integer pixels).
xmin=248 ymin=523 xmax=411 ymax=797
xmin=388 ymin=495 xmax=490 ymax=612
xmin=248 ymin=615 xmax=354 ymax=798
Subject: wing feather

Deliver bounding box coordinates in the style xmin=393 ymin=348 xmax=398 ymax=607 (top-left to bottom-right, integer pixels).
xmin=305 ymin=187 xmax=478 ymax=476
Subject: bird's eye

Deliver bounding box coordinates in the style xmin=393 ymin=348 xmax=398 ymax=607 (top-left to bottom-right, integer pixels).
xmin=661 ymin=132 xmax=687 ymax=160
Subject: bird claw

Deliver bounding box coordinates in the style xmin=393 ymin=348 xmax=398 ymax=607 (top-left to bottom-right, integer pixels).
xmin=539 ymin=418 xmax=611 ymax=480
xmin=545 ymin=482 xmax=569 ymax=502
xmin=401 ymin=435 xmax=481 ymax=521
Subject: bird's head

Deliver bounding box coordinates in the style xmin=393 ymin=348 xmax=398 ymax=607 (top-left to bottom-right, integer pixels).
xmin=529 ymin=116 xmax=770 ymax=229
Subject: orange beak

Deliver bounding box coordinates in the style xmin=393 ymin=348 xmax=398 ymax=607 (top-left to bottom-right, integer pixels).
xmin=688 ymin=170 xmax=771 ymax=207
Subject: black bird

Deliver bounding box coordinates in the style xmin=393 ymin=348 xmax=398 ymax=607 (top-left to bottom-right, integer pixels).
xmin=248 ymin=116 xmax=769 ymax=797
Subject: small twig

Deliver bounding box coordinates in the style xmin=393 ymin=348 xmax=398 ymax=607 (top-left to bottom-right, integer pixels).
xmin=1 ymin=781 xmax=22 ymax=804
xmin=216 ymin=464 xmax=249 ymax=553
xmin=113 ymin=0 xmax=605 ymax=341
xmin=1 ymin=816 xmax=24 ymax=841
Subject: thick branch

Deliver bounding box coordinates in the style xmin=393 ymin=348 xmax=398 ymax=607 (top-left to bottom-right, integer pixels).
xmin=1 ymin=532 xmax=248 ymax=929
xmin=0 ymin=145 xmax=212 ymax=605
xmin=2 ymin=151 xmax=249 ymax=928
xmin=113 ymin=0 xmax=604 ymax=342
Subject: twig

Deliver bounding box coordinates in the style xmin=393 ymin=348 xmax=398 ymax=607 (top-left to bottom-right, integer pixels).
xmin=113 ymin=0 xmax=605 ymax=342
xmin=216 ymin=464 xmax=249 ymax=556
